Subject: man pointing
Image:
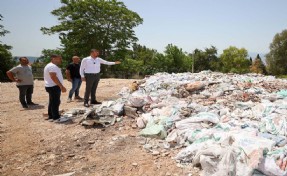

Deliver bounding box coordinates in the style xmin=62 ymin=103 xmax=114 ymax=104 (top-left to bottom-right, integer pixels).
xmin=80 ymin=49 xmax=121 ymax=107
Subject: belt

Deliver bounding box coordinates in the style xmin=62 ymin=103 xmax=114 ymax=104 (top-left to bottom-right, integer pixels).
xmin=85 ymin=73 xmax=99 ymax=75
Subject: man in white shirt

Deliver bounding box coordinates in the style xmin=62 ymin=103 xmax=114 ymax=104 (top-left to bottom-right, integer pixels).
xmin=44 ymin=54 xmax=67 ymax=121
xmin=80 ymin=49 xmax=121 ymax=107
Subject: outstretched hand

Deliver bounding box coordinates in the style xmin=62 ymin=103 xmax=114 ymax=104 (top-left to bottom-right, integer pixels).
xmin=115 ymin=61 xmax=121 ymax=64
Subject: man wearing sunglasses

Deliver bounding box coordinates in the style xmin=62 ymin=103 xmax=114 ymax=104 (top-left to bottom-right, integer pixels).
xmin=80 ymin=49 xmax=121 ymax=107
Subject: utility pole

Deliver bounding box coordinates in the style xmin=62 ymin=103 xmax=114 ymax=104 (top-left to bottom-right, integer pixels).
xmin=192 ymin=49 xmax=197 ymax=73
xmin=192 ymin=53 xmax=194 ymax=73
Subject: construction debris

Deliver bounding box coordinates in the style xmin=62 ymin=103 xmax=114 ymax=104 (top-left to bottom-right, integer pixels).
xmin=63 ymin=71 xmax=287 ymax=176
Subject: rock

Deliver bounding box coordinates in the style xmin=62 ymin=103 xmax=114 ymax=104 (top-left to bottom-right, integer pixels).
xmin=161 ymin=152 xmax=170 ymax=157
xmin=124 ymin=106 xmax=139 ymax=118
xmin=152 ymin=150 xmax=160 ymax=156
xmin=132 ymin=162 xmax=138 ymax=166
xmin=131 ymin=124 xmax=137 ymax=129
xmin=184 ymin=81 xmax=205 ymax=92
xmin=143 ymin=144 xmax=152 ymax=151
xmin=166 ymin=172 xmax=172 ymax=176
xmin=53 ymin=172 xmax=76 ymax=176
xmin=88 ymin=141 xmax=95 ymax=144
xmin=136 ymin=117 xmax=146 ymax=129
xmin=130 ymin=81 xmax=139 ymax=92
xmin=40 ymin=150 xmax=46 ymax=155
xmin=136 ymin=137 xmax=146 ymax=145
xmin=112 ymin=137 xmax=118 ymax=141
xmin=129 ymin=134 xmax=136 ymax=137
xmin=81 ymin=120 xmax=95 ymax=126
xmin=68 ymin=154 xmax=75 ymax=157
xmin=48 ymin=154 xmax=56 ymax=159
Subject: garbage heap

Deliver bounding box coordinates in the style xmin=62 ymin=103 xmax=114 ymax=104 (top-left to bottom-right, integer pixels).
xmin=65 ymin=71 xmax=287 ymax=176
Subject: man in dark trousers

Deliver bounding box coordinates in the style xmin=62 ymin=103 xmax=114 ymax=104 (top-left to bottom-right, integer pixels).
xmin=44 ymin=54 xmax=67 ymax=122
xmin=66 ymin=56 xmax=83 ymax=102
xmin=80 ymin=49 xmax=121 ymax=107
xmin=6 ymin=57 xmax=38 ymax=109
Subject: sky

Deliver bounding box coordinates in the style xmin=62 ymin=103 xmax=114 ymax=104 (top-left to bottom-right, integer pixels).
xmin=0 ymin=0 xmax=287 ymax=57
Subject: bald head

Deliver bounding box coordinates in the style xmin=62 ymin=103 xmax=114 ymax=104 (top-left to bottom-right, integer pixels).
xmin=72 ymin=56 xmax=80 ymax=64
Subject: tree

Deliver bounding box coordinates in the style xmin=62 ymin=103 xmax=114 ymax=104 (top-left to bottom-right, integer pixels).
xmin=250 ymin=54 xmax=267 ymax=74
xmin=266 ymin=29 xmax=287 ymax=75
xmin=220 ymin=46 xmax=251 ymax=74
xmin=0 ymin=14 xmax=15 ymax=81
xmin=129 ymin=44 xmax=158 ymax=75
xmin=41 ymin=0 xmax=143 ymax=63
xmin=39 ymin=48 xmax=66 ymax=65
xmin=192 ymin=46 xmax=219 ymax=72
xmin=148 ymin=53 xmax=172 ymax=74
xmin=164 ymin=44 xmax=188 ymax=73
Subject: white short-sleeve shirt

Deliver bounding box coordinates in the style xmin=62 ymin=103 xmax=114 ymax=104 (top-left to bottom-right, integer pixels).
xmin=44 ymin=63 xmax=64 ymax=87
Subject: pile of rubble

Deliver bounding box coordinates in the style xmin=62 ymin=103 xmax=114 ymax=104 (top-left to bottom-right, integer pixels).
xmin=63 ymin=71 xmax=287 ymax=176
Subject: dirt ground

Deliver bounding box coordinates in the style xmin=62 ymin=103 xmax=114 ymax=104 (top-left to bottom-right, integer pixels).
xmin=0 ymin=79 xmax=198 ymax=176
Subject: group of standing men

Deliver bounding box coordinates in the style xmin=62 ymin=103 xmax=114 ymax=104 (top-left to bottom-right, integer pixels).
xmin=6 ymin=49 xmax=121 ymax=122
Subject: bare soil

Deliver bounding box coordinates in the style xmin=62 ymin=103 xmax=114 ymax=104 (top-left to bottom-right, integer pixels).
xmin=0 ymin=79 xmax=198 ymax=176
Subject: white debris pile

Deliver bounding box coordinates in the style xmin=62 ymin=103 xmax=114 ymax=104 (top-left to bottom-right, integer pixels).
xmin=62 ymin=100 xmax=125 ymax=127
xmin=62 ymin=71 xmax=287 ymax=175
xmin=118 ymin=71 xmax=287 ymax=176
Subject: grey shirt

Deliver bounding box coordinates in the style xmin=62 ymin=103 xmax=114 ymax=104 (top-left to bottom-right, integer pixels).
xmin=9 ymin=65 xmax=34 ymax=86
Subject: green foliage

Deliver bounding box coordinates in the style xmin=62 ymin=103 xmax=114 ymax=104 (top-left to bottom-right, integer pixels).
xmin=41 ymin=0 xmax=143 ymax=63
xmin=0 ymin=14 xmax=9 ymax=37
xmin=277 ymin=75 xmax=287 ymax=79
xmin=164 ymin=44 xmax=190 ymax=73
xmin=220 ymin=46 xmax=251 ymax=74
xmin=0 ymin=44 xmax=15 ymax=81
xmin=0 ymin=14 xmax=15 ymax=81
xmin=131 ymin=44 xmax=158 ymax=75
xmin=34 ymin=48 xmax=69 ymax=68
xmin=266 ymin=29 xmax=287 ymax=75
xmin=147 ymin=53 xmax=172 ymax=74
xmin=193 ymin=46 xmax=219 ymax=72
xmin=250 ymin=54 xmax=267 ymax=74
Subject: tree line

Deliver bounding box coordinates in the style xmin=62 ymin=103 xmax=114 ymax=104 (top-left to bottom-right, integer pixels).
xmin=1 ymin=0 xmax=286 ymax=81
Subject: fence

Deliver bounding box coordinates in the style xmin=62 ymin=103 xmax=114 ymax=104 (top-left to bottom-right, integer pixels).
xmin=32 ymin=66 xmax=144 ymax=80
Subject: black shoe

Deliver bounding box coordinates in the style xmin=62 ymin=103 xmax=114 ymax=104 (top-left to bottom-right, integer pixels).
xmin=84 ymin=103 xmax=89 ymax=107
xmin=90 ymin=101 xmax=102 ymax=105
xmin=27 ymin=102 xmax=39 ymax=106
xmin=22 ymin=104 xmax=29 ymax=108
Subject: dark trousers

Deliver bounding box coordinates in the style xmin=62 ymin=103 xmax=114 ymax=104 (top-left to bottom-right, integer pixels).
xmin=68 ymin=78 xmax=82 ymax=98
xmin=17 ymin=85 xmax=33 ymax=107
xmin=45 ymin=86 xmax=61 ymax=120
xmin=84 ymin=73 xmax=100 ymax=103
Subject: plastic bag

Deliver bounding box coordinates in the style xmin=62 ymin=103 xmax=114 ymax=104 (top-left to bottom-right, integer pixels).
xmin=277 ymin=90 xmax=287 ymax=98
xmin=139 ymin=122 xmax=167 ymax=139
xmin=257 ymin=157 xmax=287 ymax=176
